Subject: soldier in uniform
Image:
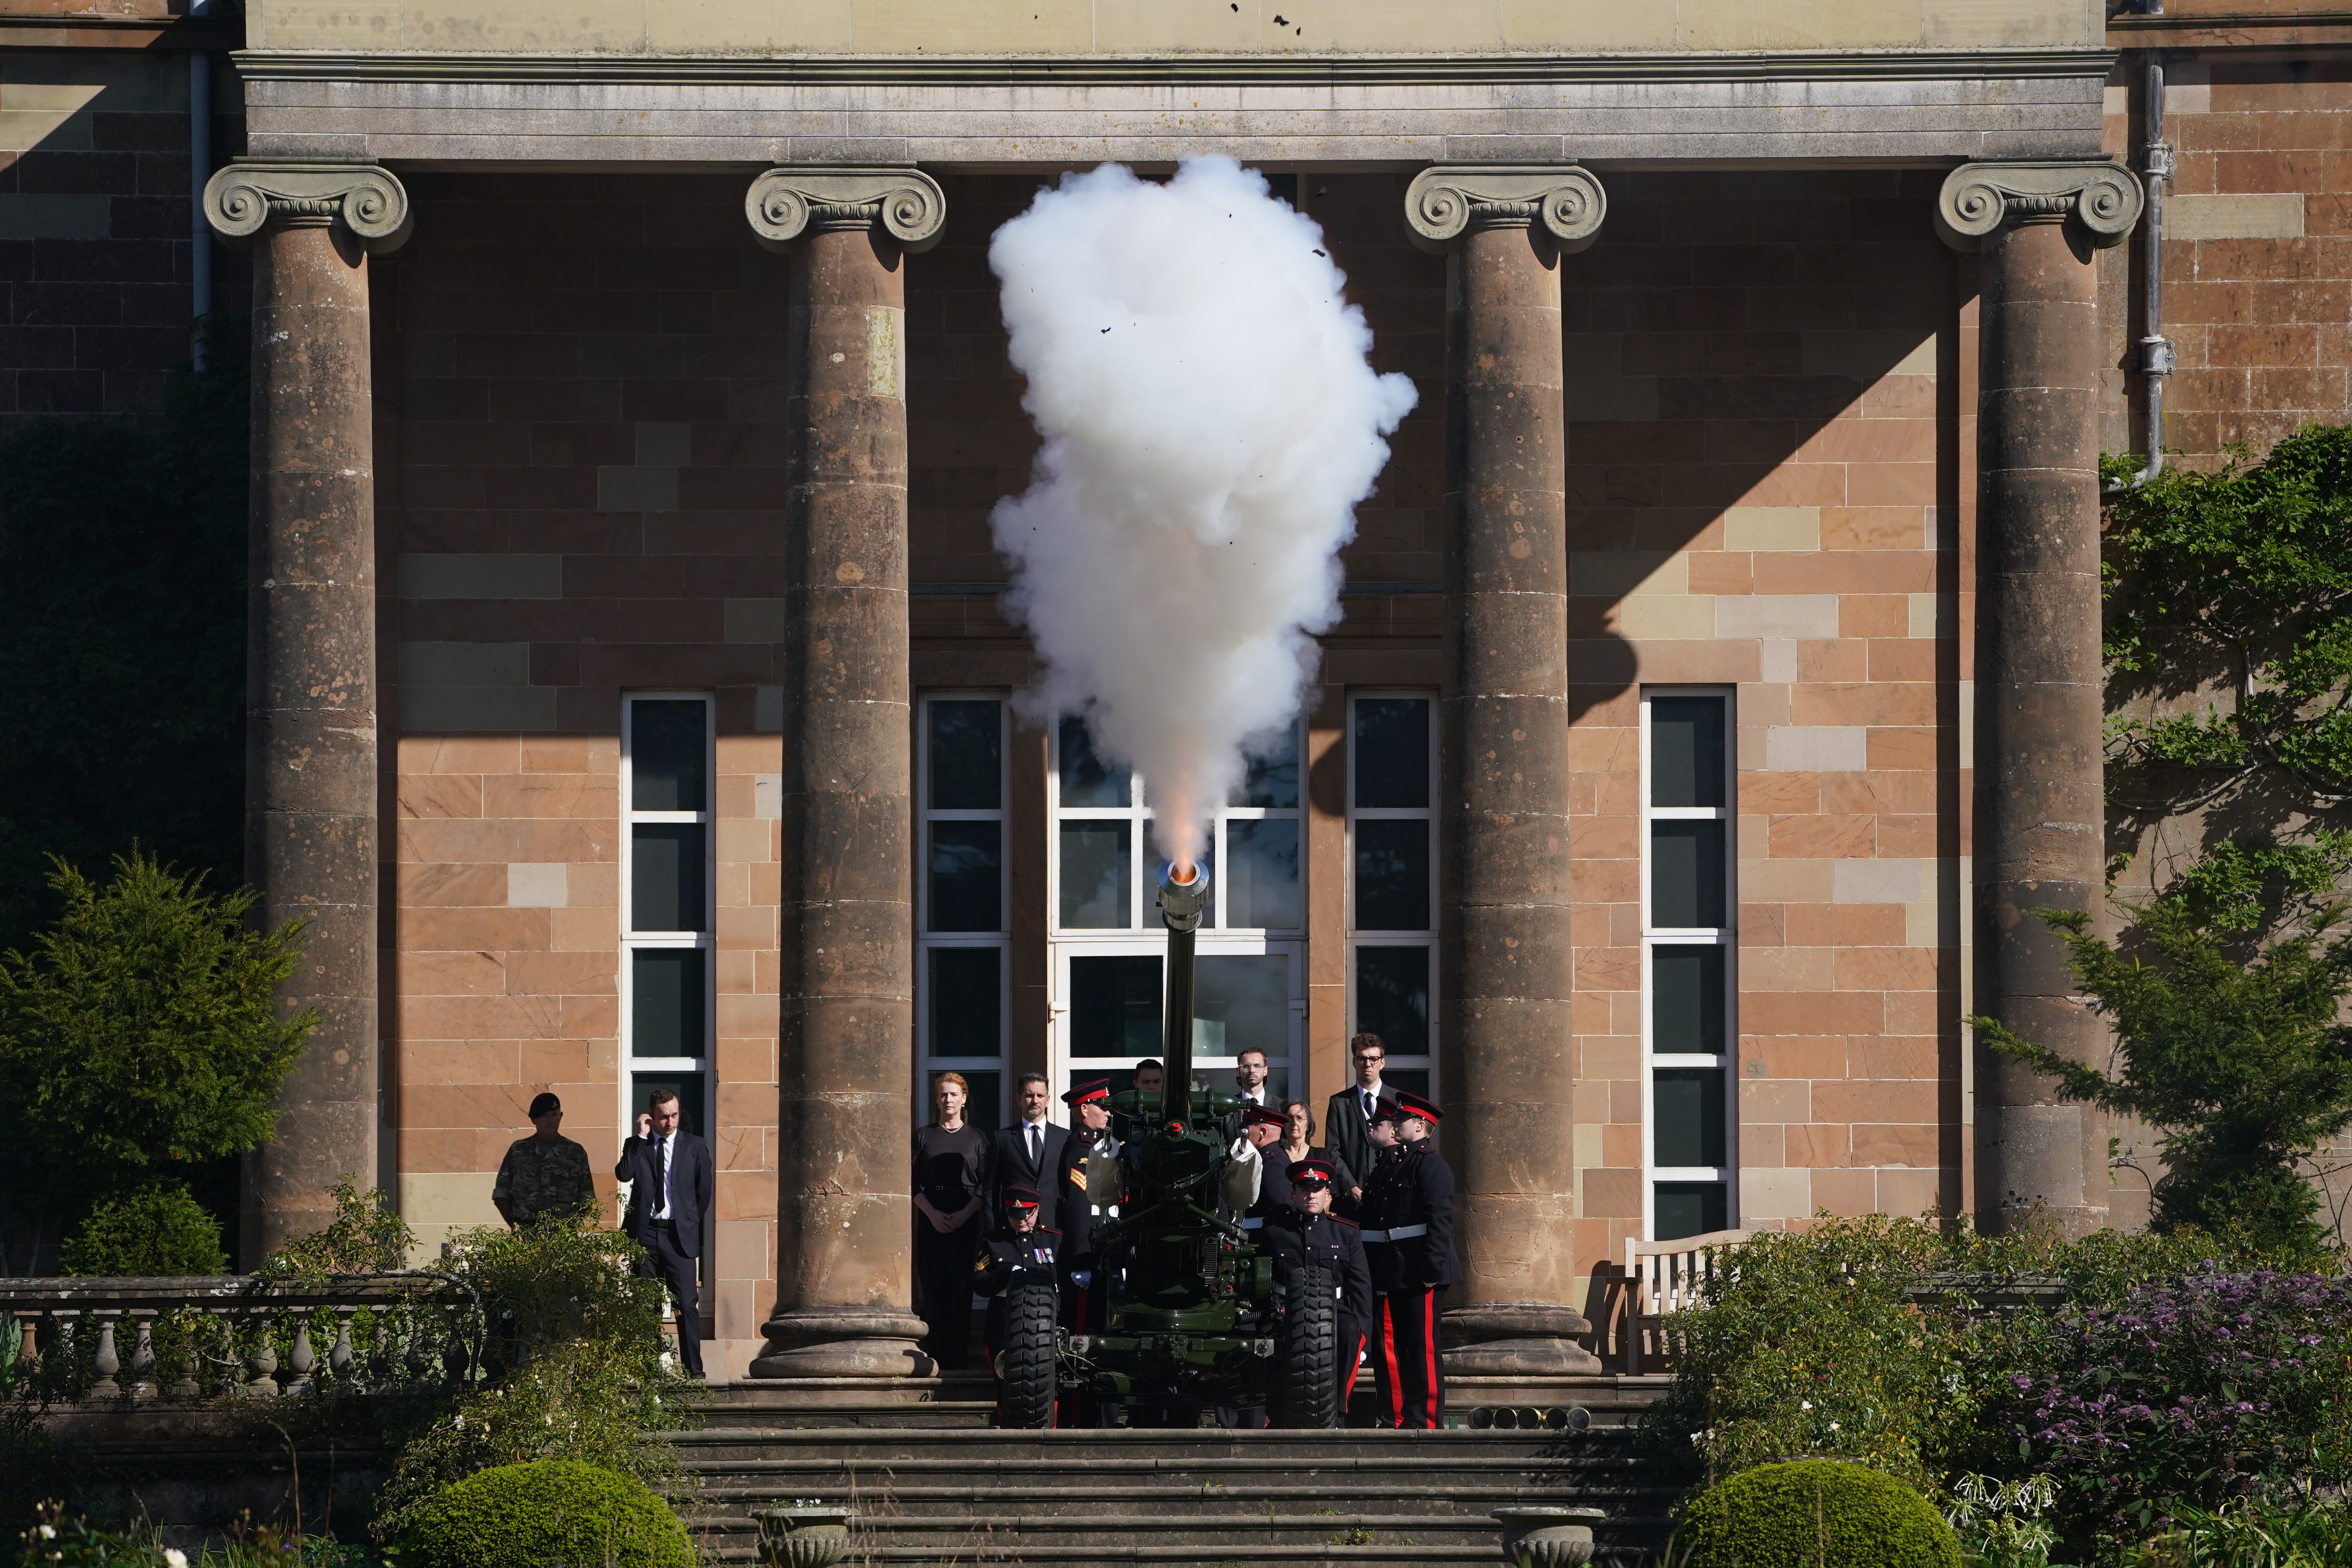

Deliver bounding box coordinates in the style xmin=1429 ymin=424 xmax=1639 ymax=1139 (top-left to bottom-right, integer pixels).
xmin=972 ymin=1183 xmax=1061 ymax=1426
xmin=491 ymin=1092 xmax=596 ymax=1228
xmin=1057 ymin=1076 xmax=1122 ymax=1426
xmin=1359 ymin=1090 xmax=1458 ymax=1430
xmin=1260 ymin=1155 xmax=1374 ymax=1414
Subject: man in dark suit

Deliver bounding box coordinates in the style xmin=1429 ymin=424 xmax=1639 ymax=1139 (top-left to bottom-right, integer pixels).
xmin=990 ymin=1072 xmax=1071 ymax=1236
xmin=615 ymin=1087 xmax=715 ymax=1379
xmin=1322 ymin=1032 xmax=1389 ymax=1207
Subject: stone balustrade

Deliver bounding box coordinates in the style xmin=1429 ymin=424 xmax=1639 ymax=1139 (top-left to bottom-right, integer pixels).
xmin=0 ymin=1274 xmax=485 ymax=1406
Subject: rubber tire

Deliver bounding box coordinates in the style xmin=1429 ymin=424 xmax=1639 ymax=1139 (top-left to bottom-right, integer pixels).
xmin=996 ymin=1278 xmax=1059 ymax=1429
xmin=1277 ymin=1263 xmax=1341 ymax=1429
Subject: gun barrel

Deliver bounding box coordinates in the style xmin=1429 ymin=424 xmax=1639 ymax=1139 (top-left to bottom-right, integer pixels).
xmin=1156 ymin=862 xmax=1209 ymax=1129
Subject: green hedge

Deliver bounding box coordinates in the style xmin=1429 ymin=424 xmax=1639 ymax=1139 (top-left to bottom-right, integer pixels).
xmin=58 ymin=1180 xmax=227 ymax=1276
xmin=1673 ymin=1459 xmax=1961 ymax=1568
xmin=397 ymin=1459 xmax=692 ymax=1568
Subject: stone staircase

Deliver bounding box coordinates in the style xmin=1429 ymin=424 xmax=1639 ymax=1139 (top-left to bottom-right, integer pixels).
xmin=672 ymin=1417 xmax=1678 ymax=1566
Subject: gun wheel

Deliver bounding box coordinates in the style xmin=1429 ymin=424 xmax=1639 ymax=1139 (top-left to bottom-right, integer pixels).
xmin=996 ymin=1278 xmax=1059 ymax=1429
xmin=1278 ymin=1263 xmax=1341 ymax=1429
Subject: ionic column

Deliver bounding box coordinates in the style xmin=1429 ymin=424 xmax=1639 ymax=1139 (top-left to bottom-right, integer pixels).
xmin=1405 ymin=167 xmax=1606 ymax=1376
xmin=1938 ymin=163 xmax=2142 ymax=1236
xmin=742 ymin=168 xmax=945 ymax=1378
xmin=202 ymin=162 xmax=411 ymax=1263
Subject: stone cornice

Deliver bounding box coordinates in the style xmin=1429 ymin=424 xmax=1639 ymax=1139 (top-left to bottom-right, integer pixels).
xmin=1405 ymin=166 xmax=1606 ymax=254
xmin=745 ymin=167 xmax=946 ymax=253
xmin=1935 ymin=160 xmax=2142 ymax=251
xmin=203 ymin=161 xmax=413 ymax=252
xmin=229 ymin=45 xmax=2114 ymax=87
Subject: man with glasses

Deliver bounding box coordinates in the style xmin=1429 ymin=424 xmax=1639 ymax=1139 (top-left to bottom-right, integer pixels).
xmin=1322 ymin=1033 xmax=1387 ymax=1209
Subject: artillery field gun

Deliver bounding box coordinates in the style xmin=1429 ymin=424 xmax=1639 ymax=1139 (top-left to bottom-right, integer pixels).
xmin=991 ymin=862 xmax=1344 ymax=1428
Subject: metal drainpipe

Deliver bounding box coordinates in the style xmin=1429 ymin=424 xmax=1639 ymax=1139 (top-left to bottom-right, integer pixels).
xmin=189 ymin=0 xmax=212 ymax=371
xmin=2108 ymin=32 xmax=2174 ymax=495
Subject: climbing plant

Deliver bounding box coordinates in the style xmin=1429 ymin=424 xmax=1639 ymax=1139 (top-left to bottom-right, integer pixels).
xmin=2102 ymin=425 xmax=2352 ymax=815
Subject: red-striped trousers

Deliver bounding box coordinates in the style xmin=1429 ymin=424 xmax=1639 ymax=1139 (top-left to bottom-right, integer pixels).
xmin=1373 ymin=1287 xmax=1445 ymax=1430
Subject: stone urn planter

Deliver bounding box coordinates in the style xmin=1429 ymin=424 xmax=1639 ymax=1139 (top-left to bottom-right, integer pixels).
xmin=755 ymin=1505 xmax=855 ymax=1568
xmin=1491 ymin=1505 xmax=1607 ymax=1568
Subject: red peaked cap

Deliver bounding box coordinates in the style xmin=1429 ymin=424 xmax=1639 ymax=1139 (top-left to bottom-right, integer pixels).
xmin=1286 ymin=1155 xmax=1339 ymax=1187
xmin=1242 ymin=1104 xmax=1287 ymax=1129
xmin=1062 ymin=1076 xmax=1111 ymax=1107
xmin=1368 ymin=1097 xmax=1406 ymax=1125
xmin=1393 ymin=1089 xmax=1443 ymax=1124
xmin=1000 ymin=1184 xmax=1043 ymax=1210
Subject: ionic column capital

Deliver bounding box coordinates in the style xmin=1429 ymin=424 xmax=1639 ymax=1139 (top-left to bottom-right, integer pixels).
xmin=203 ymin=161 xmax=412 ymax=253
xmin=745 ymin=166 xmax=947 ymax=254
xmin=1935 ymin=160 xmax=2143 ymax=252
xmin=1403 ymin=165 xmax=1606 ymax=254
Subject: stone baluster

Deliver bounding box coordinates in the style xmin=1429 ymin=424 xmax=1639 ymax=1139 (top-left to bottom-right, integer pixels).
xmin=214 ymin=1309 xmax=242 ymax=1397
xmin=405 ymin=1307 xmax=434 ymax=1386
xmin=1403 ymin=166 xmax=1608 ymax=1378
xmin=168 ymin=1312 xmax=205 ymax=1401
xmin=1936 ymin=163 xmax=2143 ymax=1236
xmin=201 ymin=160 xmax=411 ymax=1263
xmin=90 ymin=1316 xmax=122 ymax=1399
xmin=740 ymin=167 xmax=946 ymax=1380
xmin=246 ymin=1308 xmax=281 ymax=1397
xmin=285 ymin=1315 xmax=316 ymax=1394
xmin=126 ymin=1314 xmax=158 ymax=1400
xmin=442 ymin=1304 xmax=471 ymax=1392
xmin=329 ymin=1306 xmax=356 ymax=1383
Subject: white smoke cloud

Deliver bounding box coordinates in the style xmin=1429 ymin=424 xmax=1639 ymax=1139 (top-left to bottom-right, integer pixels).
xmin=989 ymin=157 xmax=1418 ymax=868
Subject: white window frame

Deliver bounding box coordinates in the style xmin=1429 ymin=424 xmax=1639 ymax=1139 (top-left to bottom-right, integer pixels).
xmin=916 ymin=693 xmax=1012 ymax=1130
xmin=619 ymin=690 xmax=715 ymax=1153
xmin=1344 ymin=691 xmax=1438 ymax=1100
xmin=1045 ymin=717 xmax=1307 ymax=1114
xmin=1639 ymin=686 xmax=1739 ymax=1240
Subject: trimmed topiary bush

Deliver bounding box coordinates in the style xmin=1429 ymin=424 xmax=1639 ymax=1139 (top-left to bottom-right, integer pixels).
xmin=58 ymin=1178 xmax=227 ymax=1276
xmin=398 ymin=1459 xmax=692 ymax=1568
xmin=1671 ymin=1459 xmax=1962 ymax=1568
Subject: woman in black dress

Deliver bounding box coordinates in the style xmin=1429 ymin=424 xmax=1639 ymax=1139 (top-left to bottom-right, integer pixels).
xmin=912 ymin=1072 xmax=992 ymax=1370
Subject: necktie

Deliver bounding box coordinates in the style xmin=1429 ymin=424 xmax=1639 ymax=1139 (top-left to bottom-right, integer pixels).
xmin=1028 ymin=1124 xmax=1041 ymax=1167
xmin=1363 ymin=1090 xmax=1374 ymax=1121
xmin=656 ymin=1134 xmax=670 ymax=1216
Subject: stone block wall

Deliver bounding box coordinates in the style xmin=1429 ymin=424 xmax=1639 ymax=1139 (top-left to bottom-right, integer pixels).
xmin=0 ymin=42 xmax=238 ymax=427
xmin=381 ymin=172 xmax=789 ymax=1377
xmin=1551 ymin=171 xmax=1966 ymax=1271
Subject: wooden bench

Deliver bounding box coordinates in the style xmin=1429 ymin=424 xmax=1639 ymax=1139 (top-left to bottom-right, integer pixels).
xmin=1617 ymin=1229 xmax=1751 ymax=1374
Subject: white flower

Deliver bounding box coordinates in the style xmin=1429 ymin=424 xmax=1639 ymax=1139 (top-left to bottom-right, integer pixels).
xmin=1800 ymin=1401 xmax=1813 ymax=1411
xmin=37 ymin=1526 xmax=55 ymax=1540
xmin=1828 ymin=1421 xmax=1840 ymax=1432
xmin=165 ymin=1550 xmax=190 ymax=1568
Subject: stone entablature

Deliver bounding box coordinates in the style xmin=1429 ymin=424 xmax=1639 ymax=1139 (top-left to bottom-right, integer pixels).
xmin=243 ymin=0 xmax=2100 ymax=58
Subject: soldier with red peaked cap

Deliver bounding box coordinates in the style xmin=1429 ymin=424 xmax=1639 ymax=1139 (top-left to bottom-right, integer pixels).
xmin=1260 ymin=1154 xmax=1374 ymax=1416
xmin=973 ymin=1183 xmax=1061 ymax=1426
xmin=1359 ymin=1089 xmax=1457 ymax=1430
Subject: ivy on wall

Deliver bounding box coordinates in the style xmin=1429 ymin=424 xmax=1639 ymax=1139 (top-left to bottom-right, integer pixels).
xmin=2102 ymin=425 xmax=2352 ymax=816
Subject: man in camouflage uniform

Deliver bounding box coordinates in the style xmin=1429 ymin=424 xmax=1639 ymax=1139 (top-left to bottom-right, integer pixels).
xmin=492 ymin=1091 xmax=596 ymax=1227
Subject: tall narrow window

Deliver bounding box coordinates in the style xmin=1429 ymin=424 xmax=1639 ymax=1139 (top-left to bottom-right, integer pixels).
xmin=623 ymin=693 xmax=714 ymax=1145
xmin=1348 ymin=693 xmax=1436 ymax=1100
xmin=1643 ymin=689 xmax=1736 ymax=1240
xmin=1051 ymin=716 xmax=1305 ymax=1107
xmin=920 ymin=695 xmax=1009 ymax=1129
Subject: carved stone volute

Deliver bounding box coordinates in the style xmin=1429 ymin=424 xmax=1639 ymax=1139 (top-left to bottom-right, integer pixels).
xmin=1935 ymin=161 xmax=2143 ymax=251
xmin=203 ymin=162 xmax=412 ymax=252
xmin=745 ymin=167 xmax=947 ymax=253
xmin=1403 ymin=165 xmax=1607 ymax=254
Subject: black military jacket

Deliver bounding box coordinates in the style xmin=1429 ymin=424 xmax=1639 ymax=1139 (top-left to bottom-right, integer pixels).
xmin=1260 ymin=1205 xmax=1373 ymax=1340
xmin=1056 ymin=1127 xmax=1119 ymax=1268
xmin=973 ymin=1225 xmax=1061 ymax=1342
xmin=1359 ymin=1139 xmax=1460 ymax=1291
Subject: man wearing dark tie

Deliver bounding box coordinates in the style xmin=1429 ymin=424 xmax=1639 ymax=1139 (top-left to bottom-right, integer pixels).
xmin=1234 ymin=1048 xmax=1271 ymax=1107
xmin=1322 ymin=1033 xmax=1388 ymax=1207
xmin=615 ymin=1088 xmax=715 ymax=1379
xmin=990 ymin=1072 xmax=1071 ymax=1236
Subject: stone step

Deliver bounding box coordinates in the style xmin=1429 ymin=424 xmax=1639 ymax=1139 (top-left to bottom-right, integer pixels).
xmin=686 ymin=1480 xmax=1675 ymax=1517
xmin=672 ymin=1426 xmax=1641 ymax=1462
xmin=685 ymin=1513 xmax=1668 ymax=1563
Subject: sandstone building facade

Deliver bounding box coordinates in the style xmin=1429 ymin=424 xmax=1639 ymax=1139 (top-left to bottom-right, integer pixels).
xmin=6 ymin=0 xmax=2350 ymax=1379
